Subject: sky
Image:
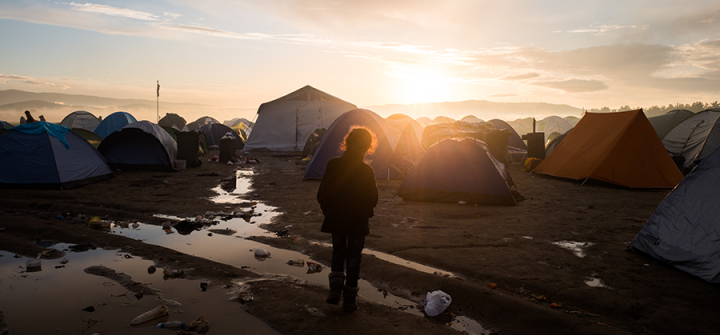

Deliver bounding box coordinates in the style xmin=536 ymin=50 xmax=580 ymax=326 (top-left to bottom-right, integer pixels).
xmin=1 ymin=0 xmax=719 ymax=120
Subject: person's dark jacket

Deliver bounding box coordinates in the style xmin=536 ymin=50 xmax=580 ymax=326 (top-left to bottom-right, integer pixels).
xmin=317 ymin=154 xmax=378 ymax=237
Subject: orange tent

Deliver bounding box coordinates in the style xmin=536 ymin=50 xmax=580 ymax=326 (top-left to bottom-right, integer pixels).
xmin=534 ymin=109 xmax=683 ymax=188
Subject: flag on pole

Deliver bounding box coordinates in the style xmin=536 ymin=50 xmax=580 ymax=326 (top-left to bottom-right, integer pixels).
xmin=157 ymin=80 xmax=160 ymax=97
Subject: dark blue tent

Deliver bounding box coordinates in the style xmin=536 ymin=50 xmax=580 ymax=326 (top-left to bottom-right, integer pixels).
xmin=632 ymin=146 xmax=720 ymax=283
xmin=0 ymin=122 xmax=112 ymax=189
xmin=397 ymin=138 xmax=516 ymax=205
xmin=98 ymin=121 xmax=177 ymax=171
xmin=94 ymin=111 xmax=137 ymax=139
xmin=200 ymin=123 xmax=244 ymax=150
xmin=304 ymin=109 xmax=398 ymax=180
xmin=0 ymin=121 xmax=12 ymax=129
xmin=488 ymin=119 xmax=527 ymax=150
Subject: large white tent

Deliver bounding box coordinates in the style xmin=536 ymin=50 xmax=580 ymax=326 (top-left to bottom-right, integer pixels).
xmin=662 ymin=108 xmax=720 ymax=169
xmin=244 ymin=85 xmax=357 ymax=151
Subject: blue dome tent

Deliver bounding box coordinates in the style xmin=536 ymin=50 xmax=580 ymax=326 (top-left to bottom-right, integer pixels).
xmin=94 ymin=111 xmax=137 ymax=139
xmin=0 ymin=122 xmax=112 ymax=189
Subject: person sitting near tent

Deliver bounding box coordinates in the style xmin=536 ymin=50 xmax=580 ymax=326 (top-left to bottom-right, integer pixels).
xmin=24 ymin=111 xmax=36 ymax=123
xmin=39 ymin=115 xmax=46 ymax=122
xmin=317 ymin=127 xmax=378 ymax=313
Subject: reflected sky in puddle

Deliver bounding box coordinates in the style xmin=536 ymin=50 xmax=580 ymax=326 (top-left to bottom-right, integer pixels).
xmin=208 ymin=170 xmax=255 ymax=204
xmin=449 ymin=316 xmax=493 ymax=335
xmin=551 ymin=241 xmax=594 ymax=258
xmin=585 ymin=277 xmax=611 ymax=289
xmin=0 ymin=244 xmax=279 ymax=334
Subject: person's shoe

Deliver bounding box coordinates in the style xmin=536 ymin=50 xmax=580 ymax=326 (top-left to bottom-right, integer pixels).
xmin=326 ymin=272 xmax=345 ymax=305
xmin=343 ymin=285 xmax=359 ymax=312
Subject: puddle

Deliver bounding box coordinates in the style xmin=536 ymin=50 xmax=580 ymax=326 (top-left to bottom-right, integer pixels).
xmin=585 ymin=277 xmax=611 ymax=289
xmin=551 ymin=241 xmax=594 ymax=258
xmin=208 ymin=170 xmax=255 ymax=204
xmin=311 ymin=241 xmax=456 ymax=278
xmin=0 ymin=244 xmax=279 ymax=334
xmin=449 ymin=316 xmax=493 ymax=335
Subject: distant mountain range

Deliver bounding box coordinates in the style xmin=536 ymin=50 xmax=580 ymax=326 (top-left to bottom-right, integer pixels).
xmin=0 ymin=89 xmax=584 ymax=124
xmin=366 ymin=100 xmax=583 ymax=121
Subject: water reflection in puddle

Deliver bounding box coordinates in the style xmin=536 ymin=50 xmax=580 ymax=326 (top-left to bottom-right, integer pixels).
xmin=208 ymin=170 xmax=255 ymax=204
xmin=0 ymin=244 xmax=279 ymax=334
xmin=551 ymin=241 xmax=594 ymax=258
xmin=585 ymin=277 xmax=611 ymax=289
xmin=449 ymin=316 xmax=493 ymax=335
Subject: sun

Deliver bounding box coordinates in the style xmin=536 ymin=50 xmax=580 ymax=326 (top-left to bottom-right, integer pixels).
xmin=399 ymin=69 xmax=450 ymax=104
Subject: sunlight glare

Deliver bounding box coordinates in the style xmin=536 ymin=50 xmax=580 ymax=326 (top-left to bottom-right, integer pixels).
xmin=400 ymin=69 xmax=450 ymax=104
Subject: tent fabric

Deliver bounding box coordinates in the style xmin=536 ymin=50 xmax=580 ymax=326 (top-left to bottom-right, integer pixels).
xmin=391 ymin=123 xmax=426 ymax=175
xmin=94 ymin=111 xmax=137 ymax=139
xmin=158 ymin=113 xmax=187 ymax=129
xmin=536 ymin=116 xmax=573 ymax=142
xmin=0 ymin=125 xmax=112 ymax=189
xmin=200 ymin=123 xmax=244 ymax=150
xmin=648 ymin=109 xmax=694 ymax=140
xmin=71 ymin=128 xmax=103 ymax=149
xmin=0 ymin=121 xmax=11 ymax=129
xmin=488 ymin=119 xmax=527 ymax=150
xmin=186 ymin=116 xmax=220 ymax=131
xmin=397 ymin=138 xmax=516 ymax=205
xmin=386 ymin=114 xmax=423 ymax=145
xmin=460 ymin=115 xmax=485 ymax=124
xmin=631 ymin=146 xmax=720 ymax=283
xmin=304 ymin=109 xmax=398 ymax=180
xmin=661 ymin=109 xmax=720 ymax=169
xmin=98 ymin=121 xmax=177 ymax=171
xmin=245 ymin=85 xmax=357 ymax=151
xmin=59 ymin=111 xmax=100 ymax=132
xmin=544 ymin=130 xmax=570 ymax=157
xmin=534 ymin=110 xmax=683 ymax=188
xmin=13 ymin=121 xmax=71 ymax=149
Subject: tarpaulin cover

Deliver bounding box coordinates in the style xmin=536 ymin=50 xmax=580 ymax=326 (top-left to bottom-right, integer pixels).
xmin=94 ymin=111 xmax=137 ymax=139
xmin=397 ymin=138 xmax=516 ymax=205
xmin=13 ymin=121 xmax=71 ymax=149
xmin=535 ymin=110 xmax=683 ymax=188
xmin=632 ymin=146 xmax=720 ymax=283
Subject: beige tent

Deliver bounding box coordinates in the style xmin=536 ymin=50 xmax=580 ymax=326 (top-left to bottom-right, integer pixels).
xmin=244 ymin=85 xmax=357 ymax=151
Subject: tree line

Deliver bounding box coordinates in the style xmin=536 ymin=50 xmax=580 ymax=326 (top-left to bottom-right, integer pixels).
xmin=588 ymin=101 xmax=720 ymax=117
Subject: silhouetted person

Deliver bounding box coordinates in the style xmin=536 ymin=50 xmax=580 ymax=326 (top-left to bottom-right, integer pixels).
xmin=317 ymin=127 xmax=378 ymax=312
xmin=39 ymin=115 xmax=46 ymax=122
xmin=24 ymin=111 xmax=36 ymax=123
xmin=20 ymin=116 xmax=26 ymax=124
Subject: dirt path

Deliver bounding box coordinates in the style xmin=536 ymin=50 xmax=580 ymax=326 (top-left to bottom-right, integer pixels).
xmin=1 ymin=152 xmax=720 ymax=334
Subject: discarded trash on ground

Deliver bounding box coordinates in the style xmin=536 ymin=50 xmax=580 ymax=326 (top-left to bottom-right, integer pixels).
xmin=424 ymin=290 xmax=452 ymax=316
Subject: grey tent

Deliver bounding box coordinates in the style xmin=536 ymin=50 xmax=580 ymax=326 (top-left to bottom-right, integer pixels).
xmin=648 ymin=109 xmax=693 ymax=139
xmin=661 ymin=108 xmax=720 ymax=169
xmin=159 ymin=113 xmax=187 ymax=129
xmin=632 ymin=146 xmax=720 ymax=283
xmin=244 ymin=85 xmax=357 ymax=151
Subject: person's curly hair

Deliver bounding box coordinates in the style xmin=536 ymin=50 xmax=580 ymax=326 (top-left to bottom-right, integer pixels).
xmin=340 ymin=126 xmax=377 ymax=156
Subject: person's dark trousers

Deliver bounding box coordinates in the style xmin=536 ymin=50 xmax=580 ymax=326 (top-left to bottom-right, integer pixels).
xmin=331 ymin=234 xmax=365 ymax=287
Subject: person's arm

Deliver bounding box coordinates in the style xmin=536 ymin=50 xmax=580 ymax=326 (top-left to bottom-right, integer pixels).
xmin=317 ymin=159 xmax=336 ymax=206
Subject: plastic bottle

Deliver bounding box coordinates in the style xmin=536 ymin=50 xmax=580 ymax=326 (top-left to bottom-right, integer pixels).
xmin=156 ymin=321 xmax=186 ymax=328
xmin=162 ymin=267 xmax=184 ymax=277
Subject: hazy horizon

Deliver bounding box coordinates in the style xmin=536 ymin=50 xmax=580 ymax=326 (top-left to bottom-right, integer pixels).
xmin=2 ymin=1 xmax=719 ymax=121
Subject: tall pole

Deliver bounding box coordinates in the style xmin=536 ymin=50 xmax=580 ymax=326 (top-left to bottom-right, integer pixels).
xmin=156 ymin=80 xmax=160 ymax=123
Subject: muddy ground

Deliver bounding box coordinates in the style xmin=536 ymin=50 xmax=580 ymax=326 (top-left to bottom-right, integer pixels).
xmin=1 ymin=151 xmax=719 ymax=334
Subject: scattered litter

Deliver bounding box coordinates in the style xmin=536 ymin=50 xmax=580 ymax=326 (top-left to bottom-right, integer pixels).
xmin=458 ymin=201 xmax=467 ymax=205
xmin=307 ymin=307 xmax=326 ymax=317
xmin=60 ymin=258 xmax=68 ymax=264
xmin=424 ymin=290 xmax=452 ymax=316
xmin=200 ymin=282 xmax=208 ymax=292
xmin=184 ymin=316 xmax=209 ymax=333
xmin=162 ymin=268 xmax=184 ymax=277
xmin=147 ymin=266 xmax=156 ymax=274
xmin=55 ymin=265 xmax=65 ymax=269
xmin=275 ymin=229 xmax=289 ymax=237
xmin=156 ymin=321 xmax=185 ymax=328
xmin=284 ymin=225 xmax=293 ymax=228
xmin=26 ymin=259 xmax=41 ymax=272
xmin=306 ymin=262 xmax=323 ymax=274
xmin=130 ymin=305 xmax=169 ymax=325
xmin=241 ymin=295 xmax=254 ymax=304
xmin=253 ymin=248 xmax=271 ymax=258
xmin=489 ymin=283 xmax=497 ymax=289
xmin=82 ymin=306 xmax=96 ymax=312
xmin=287 ymin=259 xmax=304 ymax=267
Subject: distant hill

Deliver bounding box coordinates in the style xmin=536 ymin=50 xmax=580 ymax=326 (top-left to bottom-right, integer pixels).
xmin=0 ymin=89 xmax=255 ymax=124
xmin=365 ymin=100 xmax=583 ymax=121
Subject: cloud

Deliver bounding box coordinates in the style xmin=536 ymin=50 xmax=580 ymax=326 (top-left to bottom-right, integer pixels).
xmin=501 ymin=72 xmax=540 ymax=80
xmin=533 ymin=79 xmax=608 ymax=93
xmin=565 ymin=23 xmax=648 ymax=36
xmin=161 ymin=24 xmax=258 ymax=40
xmin=69 ymin=2 xmax=159 ymax=21
xmin=489 ymin=93 xmax=517 ymax=97
xmin=163 ymin=12 xmax=181 ymax=19
xmin=0 ymin=74 xmax=71 ymax=89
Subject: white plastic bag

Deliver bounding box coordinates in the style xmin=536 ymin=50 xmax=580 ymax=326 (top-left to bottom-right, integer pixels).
xmin=424 ymin=290 xmax=452 ymax=316
xmin=254 ymin=248 xmax=271 ymax=257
